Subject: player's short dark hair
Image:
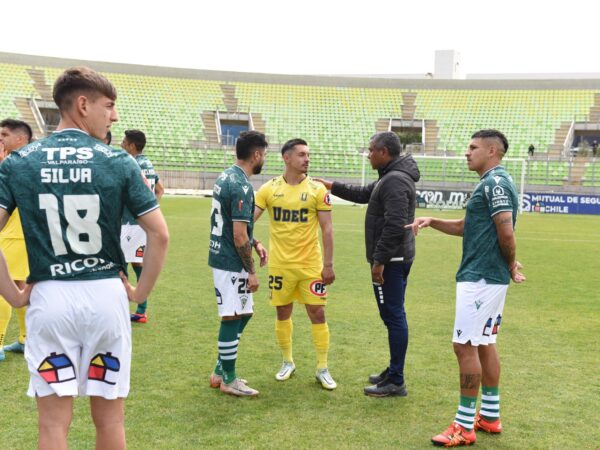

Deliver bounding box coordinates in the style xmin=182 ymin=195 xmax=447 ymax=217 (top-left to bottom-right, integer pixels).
xmin=0 ymin=119 xmax=33 ymax=143
xmin=124 ymin=129 xmax=146 ymax=152
xmin=370 ymin=131 xmax=401 ymax=156
xmin=471 ymin=129 xmax=509 ymax=153
xmin=53 ymin=66 xmax=117 ymax=111
xmin=281 ymin=138 xmax=308 ymax=155
xmin=235 ymin=130 xmax=268 ymax=160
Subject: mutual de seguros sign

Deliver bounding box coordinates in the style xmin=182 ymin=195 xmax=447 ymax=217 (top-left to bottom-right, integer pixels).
xmin=416 ymin=189 xmax=600 ymax=215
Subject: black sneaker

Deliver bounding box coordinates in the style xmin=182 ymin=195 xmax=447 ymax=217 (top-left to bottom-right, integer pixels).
xmin=368 ymin=367 xmax=389 ymax=385
xmin=363 ymin=379 xmax=407 ymax=397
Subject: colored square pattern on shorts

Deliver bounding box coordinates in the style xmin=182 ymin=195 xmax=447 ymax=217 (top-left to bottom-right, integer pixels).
xmin=37 ymin=353 xmax=76 ymax=384
xmin=88 ymin=352 xmax=121 ymax=385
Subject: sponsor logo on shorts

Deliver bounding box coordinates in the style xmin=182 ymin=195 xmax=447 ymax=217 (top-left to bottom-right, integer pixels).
xmin=309 ymin=280 xmax=327 ymax=297
xmin=38 ymin=352 xmax=76 ymax=384
xmin=474 ymin=300 xmax=482 ymax=310
xmin=215 ymin=288 xmax=223 ymax=305
xmin=135 ymin=245 xmax=145 ymax=258
xmin=482 ymin=314 xmax=502 ymax=337
xmin=88 ymin=352 xmax=121 ymax=385
xmin=456 ymin=329 xmax=462 ymax=337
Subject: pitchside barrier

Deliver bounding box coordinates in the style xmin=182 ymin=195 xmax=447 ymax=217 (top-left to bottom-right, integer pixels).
xmin=157 ymin=152 xmax=600 ymax=215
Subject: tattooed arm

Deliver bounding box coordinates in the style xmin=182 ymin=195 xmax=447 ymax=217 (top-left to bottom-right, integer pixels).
xmin=233 ymin=220 xmax=259 ymax=292
xmin=493 ymin=211 xmax=525 ymax=283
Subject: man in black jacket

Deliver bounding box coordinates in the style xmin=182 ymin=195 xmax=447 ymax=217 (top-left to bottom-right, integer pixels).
xmin=315 ymin=131 xmax=420 ymax=396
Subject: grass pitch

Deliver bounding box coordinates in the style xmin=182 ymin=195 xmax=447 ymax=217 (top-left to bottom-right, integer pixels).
xmin=2 ymin=196 xmax=599 ymax=449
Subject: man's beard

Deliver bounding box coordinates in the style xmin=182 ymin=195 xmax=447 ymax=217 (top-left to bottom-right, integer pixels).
xmin=252 ymin=162 xmax=264 ymax=175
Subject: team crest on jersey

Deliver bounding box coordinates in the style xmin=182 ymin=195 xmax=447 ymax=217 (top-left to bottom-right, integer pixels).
xmin=323 ymin=193 xmax=331 ymax=206
xmin=37 ymin=353 xmax=76 ymax=384
xmin=301 ymin=192 xmax=308 ymax=201
xmin=309 ymin=280 xmax=327 ymax=297
xmin=240 ymin=295 xmax=248 ymax=309
xmin=136 ymin=245 xmax=145 ymax=258
xmin=88 ymin=352 xmax=121 ymax=385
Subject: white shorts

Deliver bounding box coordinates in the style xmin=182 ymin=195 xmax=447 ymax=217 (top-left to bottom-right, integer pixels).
xmin=120 ymin=224 xmax=146 ymax=263
xmin=25 ymin=278 xmax=131 ymax=399
xmin=212 ymin=268 xmax=254 ymax=317
xmin=453 ymin=279 xmax=508 ymax=346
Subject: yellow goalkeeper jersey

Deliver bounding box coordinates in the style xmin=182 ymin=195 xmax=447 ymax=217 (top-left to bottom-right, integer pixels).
xmin=0 ymin=208 xmax=24 ymax=239
xmin=255 ymin=175 xmax=332 ymax=268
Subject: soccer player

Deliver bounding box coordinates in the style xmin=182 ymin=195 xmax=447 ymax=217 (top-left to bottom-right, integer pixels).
xmin=0 ymin=67 xmax=169 ymax=449
xmin=405 ymin=130 xmax=525 ymax=447
xmin=254 ymin=138 xmax=337 ymax=390
xmin=208 ymin=130 xmax=268 ymax=397
xmin=120 ymin=129 xmax=164 ymax=323
xmin=0 ymin=119 xmax=32 ymax=360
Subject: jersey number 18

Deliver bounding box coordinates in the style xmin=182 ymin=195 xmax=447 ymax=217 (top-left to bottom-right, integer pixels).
xmin=39 ymin=193 xmax=102 ymax=256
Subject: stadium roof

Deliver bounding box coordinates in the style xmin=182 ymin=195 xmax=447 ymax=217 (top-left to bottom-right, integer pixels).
xmin=3 ymin=51 xmax=600 ymax=90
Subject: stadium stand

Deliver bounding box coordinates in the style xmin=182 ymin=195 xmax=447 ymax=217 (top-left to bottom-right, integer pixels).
xmin=0 ymin=52 xmax=599 ymax=193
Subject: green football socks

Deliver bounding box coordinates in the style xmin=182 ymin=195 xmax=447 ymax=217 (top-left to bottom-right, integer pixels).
xmin=214 ymin=315 xmax=251 ymax=378
xmin=480 ymin=386 xmax=500 ymax=422
xmin=454 ymin=395 xmax=477 ymax=430
xmin=218 ymin=319 xmax=241 ymax=384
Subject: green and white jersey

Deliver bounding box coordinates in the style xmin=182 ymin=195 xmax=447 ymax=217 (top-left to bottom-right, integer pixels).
xmin=456 ymin=165 xmax=519 ymax=285
xmin=122 ymin=153 xmax=160 ymax=225
xmin=0 ymin=128 xmax=158 ymax=282
xmin=208 ymin=165 xmax=254 ymax=272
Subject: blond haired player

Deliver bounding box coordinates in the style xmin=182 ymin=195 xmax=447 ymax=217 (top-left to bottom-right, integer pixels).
xmin=254 ymin=138 xmax=337 ymax=390
xmin=0 ymin=119 xmax=32 ymax=360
